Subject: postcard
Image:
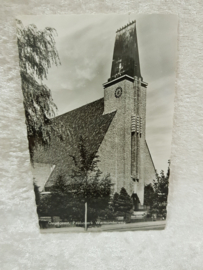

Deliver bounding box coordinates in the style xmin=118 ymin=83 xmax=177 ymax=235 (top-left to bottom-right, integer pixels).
xmin=16 ymin=14 xmax=177 ymax=232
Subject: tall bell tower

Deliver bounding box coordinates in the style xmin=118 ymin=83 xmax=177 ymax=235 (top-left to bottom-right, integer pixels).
xmin=103 ymin=20 xmax=148 ymax=206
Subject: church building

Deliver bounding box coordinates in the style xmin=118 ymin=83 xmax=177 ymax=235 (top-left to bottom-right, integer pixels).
xmin=32 ymin=20 xmax=156 ymax=207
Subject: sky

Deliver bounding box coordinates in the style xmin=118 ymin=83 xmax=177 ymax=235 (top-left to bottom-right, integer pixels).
xmin=18 ymin=14 xmax=177 ymax=173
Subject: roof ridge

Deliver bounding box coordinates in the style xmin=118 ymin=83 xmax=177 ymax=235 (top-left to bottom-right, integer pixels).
xmin=53 ymin=97 xmax=104 ymax=120
xmin=116 ymin=20 xmax=136 ymax=33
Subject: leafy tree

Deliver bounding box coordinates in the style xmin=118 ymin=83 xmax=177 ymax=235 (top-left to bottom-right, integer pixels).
xmin=145 ymin=161 xmax=170 ymax=218
xmin=37 ymin=137 xmax=112 ymax=227
xmin=36 ymin=171 xmax=111 ymax=225
xmin=69 ymin=136 xmax=112 ymax=230
xmin=37 ymin=175 xmax=82 ymax=222
xmin=16 ymin=19 xmax=64 ymax=161
xmin=153 ymin=164 xmax=170 ymax=218
xmin=51 ymin=175 xmax=67 ymax=194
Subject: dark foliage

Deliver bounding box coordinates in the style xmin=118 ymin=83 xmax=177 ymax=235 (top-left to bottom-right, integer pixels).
xmin=69 ymin=136 xmax=111 ymax=203
xmin=69 ymin=136 xmax=112 ymax=223
xmin=37 ymin=137 xmax=112 ymax=223
xmin=16 ymin=19 xmax=65 ymax=161
xmin=144 ymin=161 xmax=170 ymax=218
xmin=33 ymin=182 xmax=40 ymax=206
xmin=99 ymin=208 xmax=116 ymax=221
xmin=144 ymin=183 xmax=155 ymax=208
xmin=112 ymin=192 xmax=120 ymax=212
xmin=112 ymin=187 xmax=133 ymax=218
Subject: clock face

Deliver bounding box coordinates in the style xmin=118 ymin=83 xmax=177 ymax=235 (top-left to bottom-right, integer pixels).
xmin=115 ymin=87 xmax=122 ymax=98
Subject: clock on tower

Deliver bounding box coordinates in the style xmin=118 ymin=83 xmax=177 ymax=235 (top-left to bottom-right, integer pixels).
xmin=115 ymin=87 xmax=122 ymax=98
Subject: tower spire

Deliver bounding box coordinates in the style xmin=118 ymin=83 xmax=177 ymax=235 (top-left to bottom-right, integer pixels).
xmin=109 ymin=20 xmax=142 ymax=82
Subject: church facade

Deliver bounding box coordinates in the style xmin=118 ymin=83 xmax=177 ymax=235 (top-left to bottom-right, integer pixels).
xmin=33 ymin=21 xmax=156 ymax=206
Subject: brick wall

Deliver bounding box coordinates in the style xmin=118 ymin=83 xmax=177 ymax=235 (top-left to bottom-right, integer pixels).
xmin=100 ymin=78 xmax=148 ymax=200
xmin=100 ymin=77 xmax=155 ymax=205
xmin=144 ymin=142 xmax=156 ymax=185
xmin=97 ymin=115 xmax=117 ymax=192
xmin=99 ymin=79 xmax=134 ymax=195
xmin=137 ymin=82 xmax=147 ymax=204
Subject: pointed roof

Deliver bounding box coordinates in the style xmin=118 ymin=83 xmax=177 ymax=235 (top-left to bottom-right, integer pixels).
xmin=33 ymin=98 xmax=116 ymax=190
xmin=109 ymin=20 xmax=142 ymax=82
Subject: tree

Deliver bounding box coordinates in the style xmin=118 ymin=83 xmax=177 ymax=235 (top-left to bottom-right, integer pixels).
xmin=36 ymin=175 xmax=82 ymax=222
xmin=112 ymin=192 xmax=120 ymax=213
xmin=153 ymin=164 xmax=170 ymax=218
xmin=37 ymin=193 xmax=53 ymax=218
xmin=16 ymin=19 xmax=65 ymax=161
xmin=144 ymin=183 xmax=155 ymax=209
xmin=112 ymin=187 xmax=133 ymax=219
xmin=145 ymin=161 xmax=170 ymax=218
xmin=69 ymin=136 xmax=112 ymax=230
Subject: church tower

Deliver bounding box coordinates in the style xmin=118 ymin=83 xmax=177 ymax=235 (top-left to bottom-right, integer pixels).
xmin=102 ymin=21 xmax=148 ymax=206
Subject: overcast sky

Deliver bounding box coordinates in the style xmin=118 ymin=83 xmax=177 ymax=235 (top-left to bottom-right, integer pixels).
xmin=18 ymin=14 xmax=177 ymax=173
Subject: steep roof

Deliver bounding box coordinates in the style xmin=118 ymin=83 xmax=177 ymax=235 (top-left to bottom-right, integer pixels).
xmin=33 ymin=98 xmax=116 ymax=190
xmin=109 ymin=20 xmax=142 ymax=82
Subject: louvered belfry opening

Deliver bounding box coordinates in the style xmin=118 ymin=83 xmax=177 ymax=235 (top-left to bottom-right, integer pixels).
xmin=131 ymin=114 xmax=136 ymax=132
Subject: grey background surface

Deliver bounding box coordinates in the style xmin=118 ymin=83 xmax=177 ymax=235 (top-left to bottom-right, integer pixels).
xmin=1 ymin=1 xmax=203 ymax=269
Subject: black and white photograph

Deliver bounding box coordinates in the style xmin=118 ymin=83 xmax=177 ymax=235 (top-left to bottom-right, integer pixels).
xmin=16 ymin=14 xmax=177 ymax=232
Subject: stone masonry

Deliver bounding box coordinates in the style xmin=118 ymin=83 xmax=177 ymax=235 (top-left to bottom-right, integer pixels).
xmin=97 ymin=76 xmax=154 ymax=205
